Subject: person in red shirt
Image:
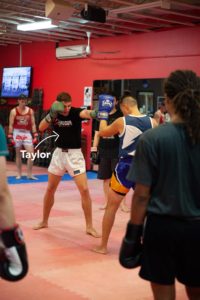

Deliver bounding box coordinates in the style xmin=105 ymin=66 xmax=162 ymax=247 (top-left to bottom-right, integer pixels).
xmin=153 ymin=102 xmax=167 ymax=124
xmin=8 ymin=94 xmax=38 ymax=179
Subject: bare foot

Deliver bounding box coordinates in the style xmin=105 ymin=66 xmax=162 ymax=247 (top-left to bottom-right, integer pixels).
xmin=120 ymin=205 xmax=130 ymax=213
xmin=92 ymin=246 xmax=108 ymax=254
xmin=33 ymin=222 xmax=48 ymax=230
xmin=86 ymin=228 xmax=101 ymax=238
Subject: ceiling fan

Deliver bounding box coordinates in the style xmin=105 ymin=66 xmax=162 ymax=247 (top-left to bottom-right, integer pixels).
xmin=59 ymin=31 xmax=120 ymax=57
xmin=85 ymin=31 xmax=120 ymax=55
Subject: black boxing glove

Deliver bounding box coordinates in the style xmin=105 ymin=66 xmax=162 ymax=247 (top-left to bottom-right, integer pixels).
xmin=119 ymin=222 xmax=143 ymax=269
xmin=0 ymin=225 xmax=28 ymax=281
xmin=90 ymin=147 xmax=100 ymax=164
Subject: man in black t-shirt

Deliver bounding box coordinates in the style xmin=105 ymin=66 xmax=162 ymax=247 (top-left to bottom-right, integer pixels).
xmin=33 ymin=92 xmax=100 ymax=238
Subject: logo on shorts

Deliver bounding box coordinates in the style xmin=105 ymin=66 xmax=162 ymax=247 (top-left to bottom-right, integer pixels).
xmin=74 ymin=170 xmax=80 ymax=175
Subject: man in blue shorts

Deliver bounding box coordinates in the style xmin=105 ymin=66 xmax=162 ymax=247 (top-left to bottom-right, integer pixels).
xmin=93 ymin=95 xmax=157 ymax=254
xmin=91 ymin=92 xmax=129 ymax=212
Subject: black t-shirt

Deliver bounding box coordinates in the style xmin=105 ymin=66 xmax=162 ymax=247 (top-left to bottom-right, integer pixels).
xmin=127 ymin=123 xmax=200 ymax=217
xmin=52 ymin=107 xmax=83 ymax=149
xmin=95 ymin=109 xmax=123 ymax=154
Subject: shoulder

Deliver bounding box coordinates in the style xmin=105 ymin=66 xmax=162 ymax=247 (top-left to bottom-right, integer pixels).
xmin=71 ymin=107 xmax=83 ymax=114
xmin=142 ymin=123 xmax=173 ymax=141
xmin=10 ymin=107 xmax=16 ymax=115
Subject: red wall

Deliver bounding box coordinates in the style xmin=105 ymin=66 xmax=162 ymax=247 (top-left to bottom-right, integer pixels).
xmin=1 ymin=27 xmax=200 ymax=168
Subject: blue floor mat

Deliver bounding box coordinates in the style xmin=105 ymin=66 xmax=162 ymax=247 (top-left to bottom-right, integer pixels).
xmin=7 ymin=171 xmax=97 ymax=184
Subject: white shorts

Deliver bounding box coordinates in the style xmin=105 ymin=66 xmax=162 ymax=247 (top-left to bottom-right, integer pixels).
xmin=48 ymin=147 xmax=86 ymax=177
xmin=13 ymin=129 xmax=33 ymax=148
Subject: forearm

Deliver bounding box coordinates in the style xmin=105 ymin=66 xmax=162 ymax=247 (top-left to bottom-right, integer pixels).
xmin=8 ymin=119 xmax=14 ymax=134
xmin=92 ymin=131 xmax=100 ymax=147
xmin=99 ymin=120 xmax=108 ymax=136
xmin=0 ymin=157 xmax=15 ymax=228
xmin=32 ymin=123 xmax=37 ymax=133
xmin=8 ymin=111 xmax=15 ymax=134
xmin=39 ymin=118 xmax=50 ymax=132
xmin=130 ymin=184 xmax=150 ymax=225
xmin=8 ymin=125 xmax=13 ymax=134
xmin=80 ymin=109 xmax=97 ymax=119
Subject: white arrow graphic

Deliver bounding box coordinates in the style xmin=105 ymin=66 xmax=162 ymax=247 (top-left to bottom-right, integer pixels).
xmin=35 ymin=131 xmax=59 ymax=150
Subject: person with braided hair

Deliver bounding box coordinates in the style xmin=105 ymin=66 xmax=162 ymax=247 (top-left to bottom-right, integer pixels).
xmin=120 ymin=70 xmax=200 ymax=299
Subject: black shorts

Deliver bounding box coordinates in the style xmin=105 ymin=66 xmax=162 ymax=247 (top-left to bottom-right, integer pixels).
xmin=140 ymin=214 xmax=200 ymax=287
xmin=97 ymin=157 xmax=118 ymax=180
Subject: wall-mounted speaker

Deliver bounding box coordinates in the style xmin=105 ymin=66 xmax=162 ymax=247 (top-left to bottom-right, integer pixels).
xmin=45 ymin=0 xmax=75 ymax=20
xmin=81 ymin=5 xmax=106 ymax=23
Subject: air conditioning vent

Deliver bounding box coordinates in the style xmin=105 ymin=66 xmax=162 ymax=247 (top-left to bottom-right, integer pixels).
xmin=56 ymin=45 xmax=87 ymax=59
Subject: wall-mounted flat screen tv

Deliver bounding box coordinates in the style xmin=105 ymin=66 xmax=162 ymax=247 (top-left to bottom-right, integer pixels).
xmin=1 ymin=66 xmax=32 ymax=98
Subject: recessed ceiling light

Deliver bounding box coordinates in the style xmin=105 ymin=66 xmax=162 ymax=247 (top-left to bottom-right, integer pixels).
xmin=17 ymin=20 xmax=57 ymax=31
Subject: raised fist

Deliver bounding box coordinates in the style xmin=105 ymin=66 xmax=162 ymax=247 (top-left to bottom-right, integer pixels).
xmin=97 ymin=94 xmax=114 ymax=120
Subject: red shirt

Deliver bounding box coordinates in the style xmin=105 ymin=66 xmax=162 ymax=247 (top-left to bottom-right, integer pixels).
xmin=13 ymin=107 xmax=32 ymax=131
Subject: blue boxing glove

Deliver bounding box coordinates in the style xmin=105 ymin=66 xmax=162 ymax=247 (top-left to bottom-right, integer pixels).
xmin=97 ymin=94 xmax=114 ymax=120
xmin=0 ymin=225 xmax=28 ymax=281
xmin=119 ymin=222 xmax=143 ymax=269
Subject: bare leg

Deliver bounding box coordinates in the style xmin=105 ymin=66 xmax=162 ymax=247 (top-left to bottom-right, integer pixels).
xmin=0 ymin=157 xmax=16 ymax=228
xmin=93 ymin=188 xmax=124 ymax=254
xmin=99 ymin=179 xmax=110 ymax=210
xmin=24 ymin=144 xmax=37 ymax=179
xmin=186 ymin=286 xmax=200 ymax=300
xmin=74 ymin=173 xmax=100 ymax=238
xmin=33 ymin=172 xmax=61 ymax=230
xmin=151 ymin=282 xmax=175 ymax=300
xmin=15 ymin=147 xmax=22 ymax=178
xmin=99 ymin=180 xmax=130 ymax=213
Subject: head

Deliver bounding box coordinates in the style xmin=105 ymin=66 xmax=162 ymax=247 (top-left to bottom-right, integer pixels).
xmin=159 ymin=102 xmax=167 ymax=113
xmin=18 ymin=94 xmax=28 ymax=106
xmin=164 ymin=69 xmax=200 ymax=144
xmin=56 ymin=92 xmax=72 ymax=115
xmin=107 ymin=91 xmax=118 ymax=111
xmin=119 ymin=95 xmax=138 ymax=115
xmin=122 ymin=90 xmax=132 ymax=98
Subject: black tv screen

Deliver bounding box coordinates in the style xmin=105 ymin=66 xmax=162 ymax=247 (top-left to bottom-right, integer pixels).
xmin=1 ymin=66 xmax=32 ymax=98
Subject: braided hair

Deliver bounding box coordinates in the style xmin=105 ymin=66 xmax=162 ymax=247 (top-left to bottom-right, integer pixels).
xmin=164 ymin=70 xmax=200 ymax=144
